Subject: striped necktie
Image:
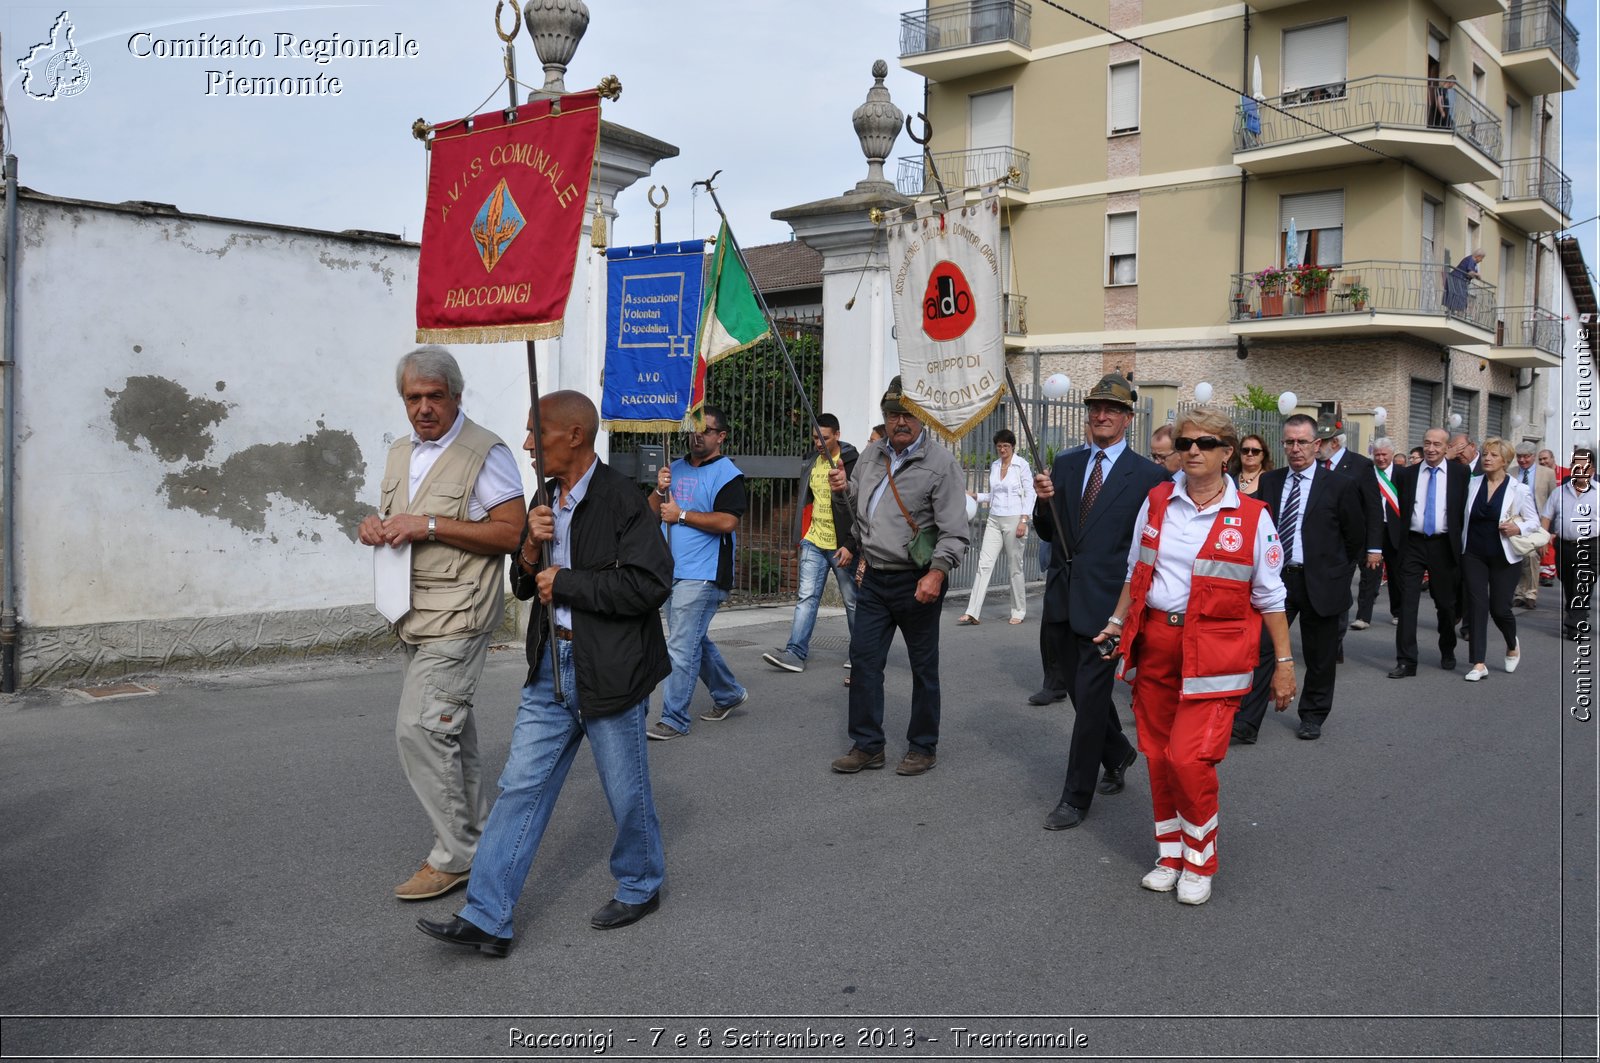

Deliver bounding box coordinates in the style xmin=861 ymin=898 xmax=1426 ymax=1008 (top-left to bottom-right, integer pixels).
xmin=1079 ymin=450 xmax=1105 ymax=527
xmin=1281 ymin=472 xmax=1303 ymax=564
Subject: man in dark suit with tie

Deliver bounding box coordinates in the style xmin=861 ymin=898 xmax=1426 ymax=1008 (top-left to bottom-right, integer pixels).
xmin=1233 ymin=413 xmax=1366 ymax=742
xmin=1030 ymin=372 xmax=1167 ymax=830
xmin=1389 ymin=427 xmax=1470 ymax=677
xmin=1354 ymin=437 xmax=1406 ymax=627
xmin=1316 ymin=416 xmax=1384 ymax=658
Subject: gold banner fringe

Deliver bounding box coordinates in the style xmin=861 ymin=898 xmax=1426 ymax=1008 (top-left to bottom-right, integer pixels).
xmin=603 ymin=419 xmax=685 ymax=433
xmin=415 ymin=320 xmax=566 ymax=344
xmin=902 ymin=382 xmax=1009 ymax=444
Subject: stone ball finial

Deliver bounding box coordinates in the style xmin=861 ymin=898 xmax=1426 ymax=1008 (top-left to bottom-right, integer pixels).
xmin=523 ymin=0 xmax=590 ymax=95
xmin=852 ymin=59 xmax=904 ymax=194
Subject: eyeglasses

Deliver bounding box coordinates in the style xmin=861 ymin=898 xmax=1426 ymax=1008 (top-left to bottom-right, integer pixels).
xmin=1282 ymin=438 xmax=1317 ymax=448
xmin=1239 ymin=446 xmax=1264 ymax=455
xmin=1174 ymin=436 xmax=1226 ymax=452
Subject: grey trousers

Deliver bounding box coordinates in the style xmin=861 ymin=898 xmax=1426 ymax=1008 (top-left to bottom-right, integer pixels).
xmin=396 ymin=631 xmax=494 ymax=873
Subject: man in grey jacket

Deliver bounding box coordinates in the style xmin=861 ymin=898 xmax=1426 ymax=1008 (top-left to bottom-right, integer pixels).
xmin=827 ymin=377 xmax=969 ymax=776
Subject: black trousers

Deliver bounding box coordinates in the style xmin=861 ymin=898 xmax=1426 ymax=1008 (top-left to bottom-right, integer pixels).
xmin=1041 ymin=620 xmax=1132 ymax=810
xmin=1461 ymin=550 xmax=1520 ymax=664
xmin=1396 ymin=533 xmax=1460 ymax=666
xmin=1356 ymin=543 xmax=1403 ymax=622
xmin=847 ymin=567 xmax=945 ymax=756
xmin=1557 ymin=537 xmax=1599 ymax=635
xmin=1236 ymin=567 xmax=1341 ymax=732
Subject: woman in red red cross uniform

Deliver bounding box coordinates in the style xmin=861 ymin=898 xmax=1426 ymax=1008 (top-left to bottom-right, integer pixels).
xmin=1097 ymin=408 xmax=1295 ymax=906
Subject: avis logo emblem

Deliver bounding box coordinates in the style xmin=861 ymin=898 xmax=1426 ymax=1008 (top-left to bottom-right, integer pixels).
xmin=18 ymin=11 xmax=92 ymax=101
xmin=922 ymin=261 xmax=976 ymax=342
xmin=470 ymin=179 xmax=525 ymax=274
xmin=1217 ymin=528 xmax=1244 ymax=553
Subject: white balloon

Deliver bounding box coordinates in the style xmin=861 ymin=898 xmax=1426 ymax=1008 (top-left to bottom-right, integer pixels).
xmin=1448 ymin=412 xmax=1462 ymax=428
xmin=1510 ymin=412 xmax=1525 ymax=428
xmin=1194 ymin=381 xmax=1214 ymax=404
xmin=1373 ymin=405 xmax=1388 ymax=425
xmin=1277 ymin=391 xmax=1298 ymax=416
xmin=1042 ymin=373 xmax=1072 ymax=399
xmin=1545 ymin=402 xmax=1558 ymax=419
xmin=965 ymin=495 xmax=979 ymax=522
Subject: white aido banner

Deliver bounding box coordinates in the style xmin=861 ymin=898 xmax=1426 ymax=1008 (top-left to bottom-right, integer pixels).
xmin=886 ymin=195 xmax=1006 ymax=441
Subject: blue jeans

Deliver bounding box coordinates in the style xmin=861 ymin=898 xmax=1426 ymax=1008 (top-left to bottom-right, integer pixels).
xmin=785 ymin=540 xmax=857 ymax=660
xmin=847 ymin=566 xmax=945 ymax=756
xmin=458 ymin=640 xmax=664 ymax=939
xmin=660 ymin=579 xmax=745 ymax=733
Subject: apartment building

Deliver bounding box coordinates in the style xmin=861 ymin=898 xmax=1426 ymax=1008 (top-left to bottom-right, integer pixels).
xmin=896 ymin=0 xmax=1577 ymax=449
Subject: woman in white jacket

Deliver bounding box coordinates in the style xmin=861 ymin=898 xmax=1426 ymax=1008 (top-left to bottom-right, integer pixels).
xmin=1460 ymin=437 xmax=1541 ymax=681
xmin=958 ymin=429 xmax=1035 ymax=625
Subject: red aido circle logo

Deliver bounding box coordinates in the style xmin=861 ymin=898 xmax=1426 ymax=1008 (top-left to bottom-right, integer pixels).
xmin=922 ymin=260 xmax=976 ymax=341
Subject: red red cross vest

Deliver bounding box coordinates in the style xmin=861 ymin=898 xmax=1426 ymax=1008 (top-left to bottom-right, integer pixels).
xmin=1119 ymin=481 xmax=1269 ymax=699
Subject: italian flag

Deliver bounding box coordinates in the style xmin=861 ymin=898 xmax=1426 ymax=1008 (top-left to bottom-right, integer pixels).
xmin=688 ymin=220 xmax=769 ymax=426
xmin=1375 ymin=465 xmax=1400 ymax=517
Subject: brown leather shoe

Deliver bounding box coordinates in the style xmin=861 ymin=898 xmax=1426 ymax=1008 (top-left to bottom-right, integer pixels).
xmin=830 ymin=747 xmax=885 ymax=773
xmin=895 ymin=750 xmax=936 ymax=776
xmin=395 ymin=862 xmax=470 ymax=901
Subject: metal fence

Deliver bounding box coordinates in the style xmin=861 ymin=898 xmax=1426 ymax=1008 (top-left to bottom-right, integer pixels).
xmin=1234 ymin=74 xmax=1502 ymax=161
xmin=1497 ymin=306 xmax=1564 ymax=357
xmin=897 ymin=146 xmax=1031 ymax=197
xmin=1228 ymin=259 xmax=1498 ymax=334
xmin=1499 ymin=155 xmax=1573 ymax=215
xmin=1503 ymin=0 xmax=1580 ymax=72
xmin=899 ymin=0 xmax=1032 ymax=57
xmin=607 ymin=316 xmax=823 ymax=606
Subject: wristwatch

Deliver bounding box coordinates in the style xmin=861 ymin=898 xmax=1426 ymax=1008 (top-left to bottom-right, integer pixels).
xmin=427 ymin=515 xmax=437 ymax=541
xmin=677 ymin=511 xmax=688 ymax=526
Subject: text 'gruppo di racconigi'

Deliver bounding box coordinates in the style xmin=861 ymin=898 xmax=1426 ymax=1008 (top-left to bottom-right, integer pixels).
xmin=127 ymin=31 xmax=421 ymax=96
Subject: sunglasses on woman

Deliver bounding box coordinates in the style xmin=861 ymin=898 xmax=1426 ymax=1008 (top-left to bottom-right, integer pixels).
xmin=1239 ymin=446 xmax=1264 ymax=455
xmin=1173 ymin=436 xmax=1227 ymax=452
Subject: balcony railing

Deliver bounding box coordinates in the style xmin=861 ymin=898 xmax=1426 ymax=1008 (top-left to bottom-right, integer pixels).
xmin=1234 ymin=74 xmax=1501 ymax=162
xmin=896 ymin=146 xmax=1030 ymax=196
xmin=900 ymin=0 xmax=1031 ymax=57
xmin=1495 ymin=306 xmax=1563 ymax=356
xmin=1228 ymin=259 xmax=1497 ymax=333
xmin=1004 ymin=292 xmax=1027 ymax=336
xmin=1499 ymin=155 xmax=1573 ymax=216
xmin=1503 ymin=0 xmax=1580 ymax=72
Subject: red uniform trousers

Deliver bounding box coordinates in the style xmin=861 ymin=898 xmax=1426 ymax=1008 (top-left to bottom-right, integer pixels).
xmin=1130 ymin=615 xmax=1237 ymax=877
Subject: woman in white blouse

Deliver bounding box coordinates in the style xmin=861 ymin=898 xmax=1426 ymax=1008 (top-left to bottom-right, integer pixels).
xmin=1460 ymin=437 xmax=1541 ymax=681
xmin=958 ymin=429 xmax=1035 ymax=625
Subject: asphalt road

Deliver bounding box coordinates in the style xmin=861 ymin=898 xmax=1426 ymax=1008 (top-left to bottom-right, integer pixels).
xmin=1 ymin=587 xmax=1595 ymax=1062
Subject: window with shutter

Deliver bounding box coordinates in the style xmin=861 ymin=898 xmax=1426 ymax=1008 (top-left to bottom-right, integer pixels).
xmin=1451 ymin=388 xmax=1478 ymax=441
xmin=1486 ymin=395 xmax=1507 ymax=440
xmin=1409 ymin=379 xmax=1439 ymax=449
xmin=1108 ymin=62 xmax=1140 ymax=135
xmin=1106 ymin=212 xmax=1137 ymax=285
xmin=1280 ymin=190 xmax=1344 ymax=267
xmin=1283 ymin=20 xmax=1347 ymax=103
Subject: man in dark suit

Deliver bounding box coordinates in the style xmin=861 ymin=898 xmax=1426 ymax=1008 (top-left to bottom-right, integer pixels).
xmin=1234 ymin=413 xmax=1365 ymax=742
xmin=1031 ymin=372 xmax=1167 ymax=829
xmin=1354 ymin=437 xmax=1406 ymax=627
xmin=1389 ymin=427 xmax=1470 ymax=677
xmin=1317 ymin=418 xmax=1384 ymax=659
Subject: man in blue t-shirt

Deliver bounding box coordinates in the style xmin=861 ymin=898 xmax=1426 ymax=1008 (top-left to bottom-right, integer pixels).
xmin=647 ymin=404 xmax=750 ymax=738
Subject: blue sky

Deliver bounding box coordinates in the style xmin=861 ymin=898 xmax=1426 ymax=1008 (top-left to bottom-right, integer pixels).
xmin=1 ymin=2 xmax=1595 ymax=273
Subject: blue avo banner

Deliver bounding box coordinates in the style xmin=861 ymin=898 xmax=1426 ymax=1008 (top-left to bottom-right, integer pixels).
xmin=601 ymin=240 xmax=706 ymax=431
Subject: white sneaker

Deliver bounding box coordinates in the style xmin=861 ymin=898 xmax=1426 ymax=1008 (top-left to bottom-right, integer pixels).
xmin=1176 ymin=869 xmax=1212 ymax=905
xmin=1350 ymin=619 xmax=1370 ymax=630
xmin=1464 ymin=665 xmax=1488 ymax=682
xmin=1504 ymin=641 xmax=1520 ymax=673
xmin=1140 ymin=865 xmax=1180 ymax=892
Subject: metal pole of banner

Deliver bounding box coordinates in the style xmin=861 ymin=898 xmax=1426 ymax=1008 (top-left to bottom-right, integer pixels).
xmin=904 ymin=123 xmax=1072 ymax=560
xmin=692 ymin=172 xmax=833 ymax=467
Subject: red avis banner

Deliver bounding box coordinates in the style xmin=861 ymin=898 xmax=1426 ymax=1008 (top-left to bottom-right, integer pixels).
xmin=415 ymin=91 xmax=601 ymax=343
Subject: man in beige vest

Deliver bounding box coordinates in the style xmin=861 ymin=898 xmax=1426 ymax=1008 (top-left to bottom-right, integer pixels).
xmin=1512 ymin=440 xmax=1556 ymax=608
xmin=359 ymin=346 xmax=524 ymax=901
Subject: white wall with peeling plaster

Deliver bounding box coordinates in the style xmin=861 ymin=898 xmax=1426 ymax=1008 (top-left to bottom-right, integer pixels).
xmin=3 ymin=194 xmax=551 ymax=681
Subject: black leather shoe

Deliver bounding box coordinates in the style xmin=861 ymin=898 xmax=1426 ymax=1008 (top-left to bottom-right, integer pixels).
xmin=1336 ymin=648 xmax=1345 ymax=664
xmin=1028 ymin=688 xmax=1067 ymax=705
xmin=1043 ymin=801 xmax=1086 ymax=830
xmin=1441 ymin=655 xmax=1457 ymax=670
xmin=1296 ymin=722 xmax=1322 ymax=740
xmin=1096 ymin=748 xmax=1137 ymax=795
xmin=1387 ymin=663 xmax=1416 ymax=678
xmin=1230 ymin=726 xmax=1258 ymax=745
xmin=590 ymin=892 xmax=660 ymax=930
xmin=416 ymin=915 xmax=511 ymax=958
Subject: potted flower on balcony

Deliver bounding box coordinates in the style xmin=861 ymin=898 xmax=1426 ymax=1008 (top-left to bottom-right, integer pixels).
xmin=1345 ymin=281 xmax=1369 ymax=312
xmin=1252 ymin=265 xmax=1289 ymax=317
xmin=1290 ymin=263 xmax=1335 ymax=314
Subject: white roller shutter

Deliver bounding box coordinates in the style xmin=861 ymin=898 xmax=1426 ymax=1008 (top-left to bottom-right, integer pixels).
xmin=1283 ymin=20 xmax=1347 ymax=93
xmin=1280 ymin=190 xmax=1344 ymax=231
xmin=1107 ymin=212 xmax=1137 ymax=284
xmin=1108 ymin=62 xmax=1140 ymax=134
xmin=969 ymin=89 xmax=1013 ymax=150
